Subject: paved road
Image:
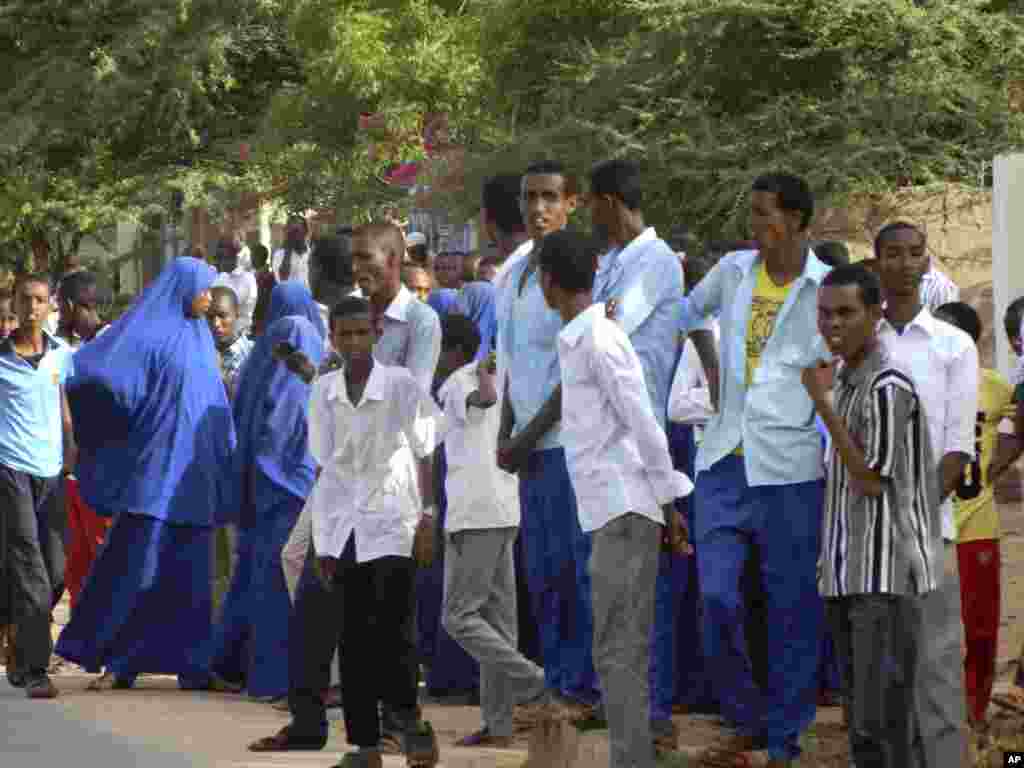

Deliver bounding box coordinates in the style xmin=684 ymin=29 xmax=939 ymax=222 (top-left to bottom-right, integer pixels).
xmin=2 ymin=680 xmax=198 ymax=768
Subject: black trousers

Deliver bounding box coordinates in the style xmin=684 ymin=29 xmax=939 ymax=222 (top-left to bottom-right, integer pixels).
xmin=0 ymin=465 xmax=59 ymax=677
xmin=339 ymin=538 xmax=419 ymax=748
xmin=288 ymin=538 xmax=421 ymax=745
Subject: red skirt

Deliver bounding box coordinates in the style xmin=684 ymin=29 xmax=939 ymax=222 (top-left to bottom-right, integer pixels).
xmin=65 ymin=477 xmax=111 ymax=608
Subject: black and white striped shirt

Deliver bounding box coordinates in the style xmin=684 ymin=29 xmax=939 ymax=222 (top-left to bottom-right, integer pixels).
xmin=819 ymin=346 xmax=942 ymax=597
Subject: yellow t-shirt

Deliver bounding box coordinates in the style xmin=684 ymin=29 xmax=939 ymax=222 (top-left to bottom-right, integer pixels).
xmin=954 ymin=368 xmax=1014 ymax=542
xmin=736 ymin=262 xmax=794 ymax=455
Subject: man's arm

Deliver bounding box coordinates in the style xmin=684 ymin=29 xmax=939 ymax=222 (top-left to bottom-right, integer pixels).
xmin=940 ymin=342 xmax=979 ymax=501
xmin=407 ymin=309 xmax=442 ymax=394
xmin=466 ymin=354 xmax=499 ymax=411
xmin=689 ymin=329 xmax=720 ymax=412
xmin=498 ymin=386 xmax=561 ymax=473
xmin=61 ymin=387 xmax=76 ymax=474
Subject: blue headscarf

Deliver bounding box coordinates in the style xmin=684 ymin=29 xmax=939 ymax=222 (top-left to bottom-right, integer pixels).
xmin=454 ymin=281 xmax=497 ymax=361
xmin=67 ymin=257 xmax=236 ymax=526
xmin=227 ymin=316 xmax=325 ymax=528
xmin=427 ymin=288 xmax=459 ymax=318
xmin=267 ymin=282 xmax=326 ymax=339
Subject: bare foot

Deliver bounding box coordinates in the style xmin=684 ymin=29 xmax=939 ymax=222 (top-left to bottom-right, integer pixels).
xmin=86 ymin=672 xmax=118 ymax=691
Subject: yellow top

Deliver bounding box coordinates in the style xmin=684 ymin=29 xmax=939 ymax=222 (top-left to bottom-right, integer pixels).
xmin=954 ymin=368 xmax=1014 ymax=542
xmin=736 ymin=261 xmax=794 ymax=455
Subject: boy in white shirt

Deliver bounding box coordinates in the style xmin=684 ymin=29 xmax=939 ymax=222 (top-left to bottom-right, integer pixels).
xmin=307 ymin=296 xmax=441 ymax=768
xmin=537 ymin=230 xmax=694 ymax=768
xmin=434 ymin=314 xmax=547 ymax=749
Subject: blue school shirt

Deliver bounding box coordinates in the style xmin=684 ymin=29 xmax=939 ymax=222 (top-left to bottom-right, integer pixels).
xmin=0 ymin=332 xmax=74 ymax=478
xmin=679 ymin=249 xmax=831 ymax=486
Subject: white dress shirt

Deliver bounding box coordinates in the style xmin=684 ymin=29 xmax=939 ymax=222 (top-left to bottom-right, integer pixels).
xmin=437 ymin=363 xmax=519 ymax=533
xmin=271 ymin=246 xmax=312 ymax=291
xmin=919 ymin=266 xmax=960 ymax=312
xmin=308 ymin=363 xmax=439 ymax=562
xmin=878 ymin=306 xmax=979 ymax=540
xmin=668 ymin=320 xmax=720 ymax=427
xmin=213 ymin=268 xmax=259 ymax=335
xmin=557 ymin=304 xmax=693 ymax=533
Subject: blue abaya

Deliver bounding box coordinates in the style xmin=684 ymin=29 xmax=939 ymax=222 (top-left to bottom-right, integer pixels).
xmin=205 ymin=315 xmax=325 ymax=698
xmin=56 ymin=257 xmax=235 ymax=686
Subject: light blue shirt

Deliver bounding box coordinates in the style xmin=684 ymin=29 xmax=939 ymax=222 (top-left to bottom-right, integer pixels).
xmin=0 ymin=332 xmax=74 ymax=478
xmin=495 ymin=241 xmax=564 ymax=450
xmin=680 ymin=249 xmax=831 ymax=486
xmin=592 ymin=228 xmax=683 ymax=427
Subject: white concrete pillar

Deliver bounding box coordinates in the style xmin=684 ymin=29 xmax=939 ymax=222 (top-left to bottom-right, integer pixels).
xmin=992 ymin=154 xmax=1024 ymax=381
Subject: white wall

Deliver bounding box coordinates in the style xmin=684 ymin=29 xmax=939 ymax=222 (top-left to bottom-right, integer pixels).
xmin=992 ymin=154 xmax=1024 ymax=381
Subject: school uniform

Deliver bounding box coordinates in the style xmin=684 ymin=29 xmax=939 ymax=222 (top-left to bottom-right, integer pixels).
xmin=437 ymin=363 xmax=542 ymax=738
xmin=0 ymin=332 xmax=74 ymax=688
xmin=679 ymin=250 xmax=830 ymax=762
xmin=822 ymin=346 xmax=941 ymax=767
xmin=495 ymin=240 xmax=599 ymax=706
xmin=308 ymin=362 xmax=439 ymax=750
xmin=879 ymin=307 xmax=977 ymax=768
xmin=557 ymin=304 xmax=692 ymax=768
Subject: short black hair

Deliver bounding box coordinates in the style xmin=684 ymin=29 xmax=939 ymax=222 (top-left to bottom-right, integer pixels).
xmin=482 ymin=175 xmax=526 ymax=235
xmin=589 ymin=159 xmax=643 ymax=211
xmin=313 ymin=236 xmax=355 ymax=288
xmin=441 ymin=313 xmax=481 ymax=361
xmin=934 ymin=301 xmax=982 ymax=343
xmin=60 ymin=270 xmax=106 ymax=305
xmin=536 ymin=231 xmax=600 ymax=294
xmin=812 ymin=240 xmax=850 ymax=268
xmin=873 ymin=221 xmax=925 ymax=258
xmin=524 ymin=160 xmax=579 ymax=197
xmin=251 ymin=243 xmax=269 ymax=269
xmin=751 ymin=173 xmax=814 ymax=230
xmin=1004 ymin=296 xmax=1024 ymax=339
xmin=329 ymin=296 xmax=372 ymax=329
xmin=210 ymin=285 xmax=239 ymax=311
xmin=820 ymin=263 xmax=882 ymax=308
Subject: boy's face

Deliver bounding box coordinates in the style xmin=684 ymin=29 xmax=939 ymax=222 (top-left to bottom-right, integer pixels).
xmin=875 ymin=229 xmax=927 ymax=299
xmin=521 ymin=174 xmax=577 ymax=241
xmin=353 ymin=234 xmax=397 ymax=301
xmin=16 ymin=280 xmax=50 ymax=333
xmin=434 ymin=253 xmax=463 ymax=289
xmin=207 ymin=294 xmax=239 ymax=346
xmin=0 ymin=299 xmax=18 ymax=339
xmin=61 ymin=285 xmax=102 ymax=339
xmin=749 ymin=190 xmax=801 ymax=251
xmin=1006 ymin=318 xmax=1023 ymax=357
xmin=403 ymin=267 xmax=432 ymax=302
xmin=331 ymin=314 xmax=376 ymax=366
xmin=817 ymin=283 xmax=880 ymax=364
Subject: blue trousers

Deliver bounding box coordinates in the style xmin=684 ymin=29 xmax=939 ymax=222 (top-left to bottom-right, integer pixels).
xmin=519 ymin=447 xmax=599 ymax=705
xmin=695 ymin=455 xmax=824 ymax=761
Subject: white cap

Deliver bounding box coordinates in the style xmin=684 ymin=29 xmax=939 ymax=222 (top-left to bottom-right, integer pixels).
xmin=406 ymin=232 xmax=427 ymax=248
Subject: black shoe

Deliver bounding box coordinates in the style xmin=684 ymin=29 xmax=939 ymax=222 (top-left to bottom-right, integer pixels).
xmin=6 ymin=667 xmax=26 ymax=688
xmin=333 ymin=749 xmax=383 ymax=768
xmin=403 ymin=721 xmax=439 ymax=768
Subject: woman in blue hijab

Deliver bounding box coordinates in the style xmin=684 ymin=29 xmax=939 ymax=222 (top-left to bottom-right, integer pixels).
xmin=56 ymin=257 xmax=236 ymax=691
xmin=267 ymin=281 xmax=326 ymax=339
xmin=454 ymin=281 xmax=497 ymax=361
xmin=199 ymin=312 xmax=325 ymax=700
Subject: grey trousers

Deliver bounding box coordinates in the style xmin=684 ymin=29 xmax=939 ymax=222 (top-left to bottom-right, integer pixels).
xmin=442 ymin=526 xmax=544 ymax=737
xmin=828 ymin=595 xmax=916 ymax=768
xmin=0 ymin=465 xmax=59 ymax=678
xmin=590 ymin=513 xmax=660 ymax=768
xmin=909 ymin=542 xmax=968 ymax=768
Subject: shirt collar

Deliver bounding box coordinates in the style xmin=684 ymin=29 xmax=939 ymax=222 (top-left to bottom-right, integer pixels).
xmin=838 ymin=342 xmax=888 ymax=388
xmin=0 ymin=330 xmax=61 ymax=357
xmin=558 ymin=303 xmax=604 ymax=348
xmin=383 ymin=284 xmax=414 ymax=323
xmin=604 ymin=227 xmax=658 ymax=268
xmin=879 ymin=305 xmax=935 ymax=337
xmin=493 ymin=240 xmax=535 ymax=290
xmin=328 ymin=362 xmax=389 ymax=406
xmin=730 ymin=247 xmax=831 ymax=286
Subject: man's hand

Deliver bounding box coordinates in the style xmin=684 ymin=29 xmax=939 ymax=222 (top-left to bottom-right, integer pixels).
xmin=274 ymin=343 xmax=317 ymax=384
xmin=662 ymin=505 xmax=694 ymax=557
xmin=802 ymin=359 xmax=835 ymax=404
xmin=315 ymin=556 xmax=338 ymax=590
xmin=497 ymin=436 xmax=530 ymax=475
xmin=413 ymin=514 xmax=436 ymax=567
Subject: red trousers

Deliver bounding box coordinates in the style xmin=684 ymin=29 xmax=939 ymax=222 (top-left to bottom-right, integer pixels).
xmin=64 ymin=478 xmax=111 ymax=609
xmin=957 ymin=539 xmax=1001 ymax=723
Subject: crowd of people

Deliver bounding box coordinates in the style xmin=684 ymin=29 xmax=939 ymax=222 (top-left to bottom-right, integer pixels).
xmin=0 ymin=158 xmax=1018 ymax=768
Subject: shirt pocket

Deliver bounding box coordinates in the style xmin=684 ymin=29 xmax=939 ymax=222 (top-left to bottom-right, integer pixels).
xmin=747 ymin=356 xmax=816 ymax=429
